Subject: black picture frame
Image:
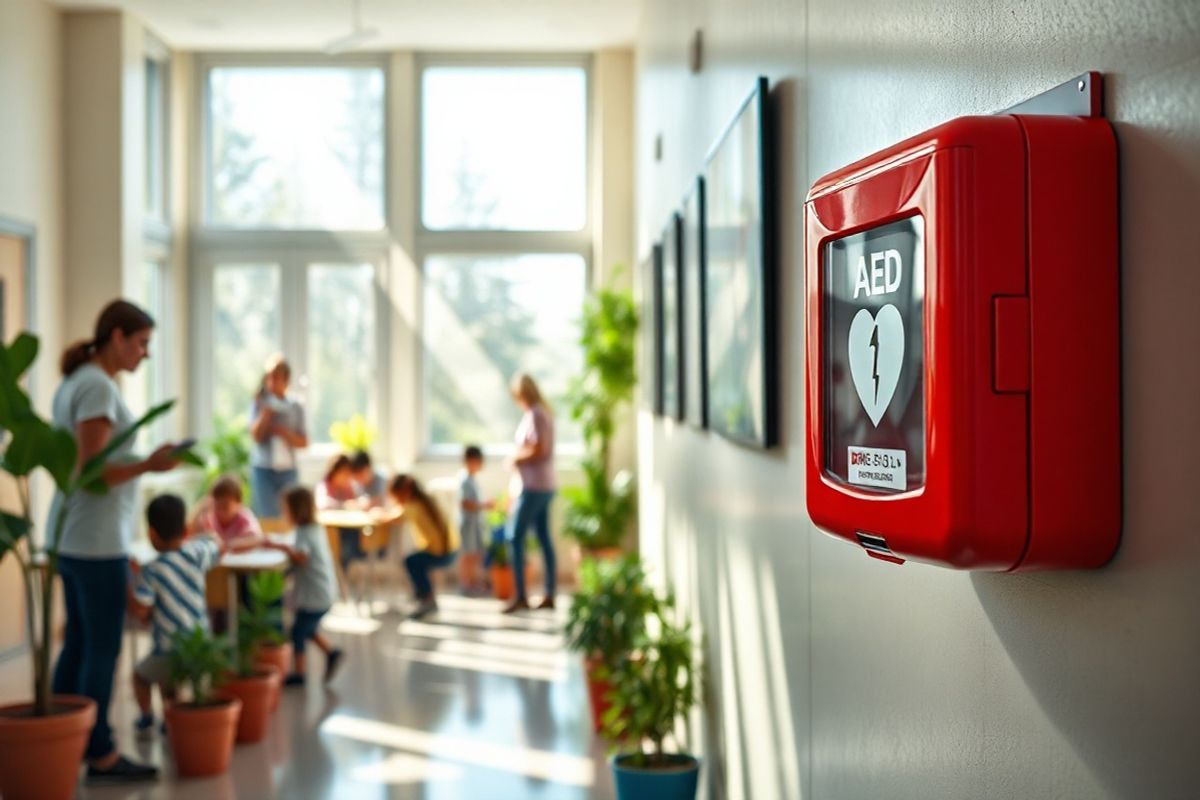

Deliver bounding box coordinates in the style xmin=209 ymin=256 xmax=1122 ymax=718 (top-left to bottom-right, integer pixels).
xmin=682 ymin=176 xmax=708 ymax=429
xmin=702 ymin=75 xmax=777 ymax=448
xmin=660 ymin=212 xmax=684 ymax=420
xmin=646 ymin=244 xmax=663 ymax=413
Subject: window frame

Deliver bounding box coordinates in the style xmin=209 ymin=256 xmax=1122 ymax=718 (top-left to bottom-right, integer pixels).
xmin=415 ymin=54 xmax=594 ymax=458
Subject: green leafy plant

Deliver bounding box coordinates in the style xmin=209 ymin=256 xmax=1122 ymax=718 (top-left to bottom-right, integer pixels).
xmin=0 ymin=333 xmax=182 ymax=716
xmin=235 ymin=572 xmax=285 ymax=676
xmin=563 ymin=275 xmax=640 ymax=551
xmin=168 ymin=626 xmax=233 ymax=706
xmin=487 ymin=538 xmax=510 ymax=569
xmin=564 ymin=554 xmax=663 ymax=665
xmin=329 ymin=413 xmax=377 ymax=454
xmin=602 ymin=616 xmax=698 ymax=768
xmin=200 ymin=415 xmax=252 ymax=502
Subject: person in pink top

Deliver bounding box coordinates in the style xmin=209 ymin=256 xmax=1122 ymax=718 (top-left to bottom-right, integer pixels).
xmin=193 ymin=475 xmax=263 ymax=552
xmin=503 ymin=372 xmax=557 ymax=614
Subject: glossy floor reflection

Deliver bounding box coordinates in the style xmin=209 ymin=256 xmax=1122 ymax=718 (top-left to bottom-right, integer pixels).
xmin=0 ymin=594 xmax=615 ymax=800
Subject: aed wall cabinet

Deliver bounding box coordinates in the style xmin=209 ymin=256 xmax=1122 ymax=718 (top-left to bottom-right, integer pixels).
xmin=804 ymin=113 xmax=1119 ymax=571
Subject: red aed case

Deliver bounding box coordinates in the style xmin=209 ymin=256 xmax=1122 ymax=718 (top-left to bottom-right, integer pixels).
xmin=804 ymin=113 xmax=1119 ymax=571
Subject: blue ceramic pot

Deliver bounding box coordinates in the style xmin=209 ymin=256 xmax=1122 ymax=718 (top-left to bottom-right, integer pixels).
xmin=611 ymin=754 xmax=700 ymax=800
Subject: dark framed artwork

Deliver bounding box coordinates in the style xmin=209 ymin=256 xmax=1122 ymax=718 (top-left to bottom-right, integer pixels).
xmin=682 ymin=177 xmax=707 ymax=429
xmin=645 ymin=244 xmax=663 ymax=413
xmin=703 ymin=76 xmax=777 ymax=448
xmin=659 ymin=212 xmax=684 ymax=420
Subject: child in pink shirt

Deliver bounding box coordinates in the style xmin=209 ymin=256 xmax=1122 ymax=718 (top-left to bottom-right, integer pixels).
xmin=193 ymin=475 xmax=263 ymax=552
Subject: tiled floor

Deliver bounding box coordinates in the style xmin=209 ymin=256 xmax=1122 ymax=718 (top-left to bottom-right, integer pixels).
xmin=0 ymin=593 xmax=616 ymax=800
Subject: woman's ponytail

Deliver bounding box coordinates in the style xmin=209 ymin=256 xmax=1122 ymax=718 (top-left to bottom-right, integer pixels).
xmin=59 ymin=339 xmax=96 ymax=376
xmin=59 ymin=300 xmax=154 ymax=376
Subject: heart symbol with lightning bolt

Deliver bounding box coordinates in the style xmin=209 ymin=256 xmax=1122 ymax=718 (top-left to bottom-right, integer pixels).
xmin=847 ymin=305 xmax=905 ymax=427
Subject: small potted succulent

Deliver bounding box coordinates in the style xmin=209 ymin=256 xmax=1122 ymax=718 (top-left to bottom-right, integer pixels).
xmin=602 ymin=616 xmax=700 ymax=800
xmin=564 ymin=555 xmax=662 ymax=732
xmin=164 ymin=627 xmax=242 ymax=777
xmin=218 ymin=572 xmax=284 ymax=742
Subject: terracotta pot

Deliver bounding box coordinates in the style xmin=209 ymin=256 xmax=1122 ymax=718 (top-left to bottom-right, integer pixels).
xmin=217 ymin=669 xmax=278 ymax=743
xmin=584 ymin=656 xmax=615 ymax=734
xmin=255 ymin=642 xmax=293 ymax=712
xmin=490 ymin=565 xmax=515 ymax=599
xmin=165 ymin=697 xmax=242 ymax=777
xmin=0 ymin=695 xmax=96 ymax=800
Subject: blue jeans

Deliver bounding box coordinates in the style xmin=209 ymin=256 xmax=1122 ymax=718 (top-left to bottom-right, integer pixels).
xmin=405 ymin=551 xmax=456 ymax=598
xmin=291 ymin=608 xmax=329 ymax=652
xmin=251 ymin=466 xmax=299 ymax=519
xmin=53 ymin=556 xmax=129 ymax=760
xmin=507 ymin=490 xmax=556 ymax=601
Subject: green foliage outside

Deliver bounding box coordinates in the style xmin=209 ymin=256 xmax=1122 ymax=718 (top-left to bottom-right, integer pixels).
xmin=169 ymin=627 xmax=233 ymax=706
xmin=0 ymin=332 xmax=194 ymax=715
xmin=235 ymin=572 xmax=286 ymax=676
xmin=199 ymin=415 xmax=253 ymax=502
xmin=563 ymin=275 xmax=639 ymax=550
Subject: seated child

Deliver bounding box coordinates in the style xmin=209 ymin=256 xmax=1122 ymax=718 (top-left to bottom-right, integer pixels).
xmin=388 ymin=474 xmax=458 ymax=618
xmin=350 ymin=450 xmax=387 ymax=510
xmin=318 ymin=453 xmax=365 ymax=571
xmin=457 ymin=445 xmax=493 ymax=593
xmin=268 ymin=485 xmax=344 ymax=686
xmin=192 ymin=475 xmax=263 ymax=552
xmin=128 ymin=494 xmax=224 ymax=736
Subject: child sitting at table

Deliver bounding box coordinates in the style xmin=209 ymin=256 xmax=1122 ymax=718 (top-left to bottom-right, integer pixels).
xmin=128 ymin=494 xmax=225 ymax=737
xmin=388 ymin=474 xmax=458 ymax=619
xmin=350 ymin=450 xmax=387 ymax=509
xmin=192 ymin=475 xmax=263 ymax=552
xmin=268 ymin=485 xmax=344 ymax=686
xmin=458 ymin=445 xmax=493 ymax=594
xmin=318 ymin=454 xmax=365 ymax=572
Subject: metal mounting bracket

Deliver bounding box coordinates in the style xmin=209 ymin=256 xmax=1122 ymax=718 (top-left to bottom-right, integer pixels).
xmin=999 ymin=71 xmax=1103 ymax=118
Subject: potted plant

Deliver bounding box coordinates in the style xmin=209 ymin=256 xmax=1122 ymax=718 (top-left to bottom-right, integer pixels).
xmin=0 ymin=333 xmax=183 ymax=800
xmin=198 ymin=415 xmax=252 ymax=502
xmin=564 ymin=277 xmax=639 ymax=562
xmin=246 ymin=571 xmax=291 ymax=713
xmin=564 ymin=555 xmax=663 ymax=732
xmin=164 ymin=626 xmax=242 ymax=777
xmin=217 ymin=572 xmax=284 ymax=742
xmin=486 ymin=538 xmax=516 ymax=600
xmin=603 ymin=616 xmax=700 ymax=800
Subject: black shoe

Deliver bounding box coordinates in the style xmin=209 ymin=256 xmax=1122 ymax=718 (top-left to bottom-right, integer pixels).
xmin=86 ymin=755 xmax=159 ymax=785
xmin=324 ymin=649 xmax=344 ymax=685
xmin=284 ymin=672 xmax=306 ymax=687
xmin=502 ymin=598 xmax=530 ymax=614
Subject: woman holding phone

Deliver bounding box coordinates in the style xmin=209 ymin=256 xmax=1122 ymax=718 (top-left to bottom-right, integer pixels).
xmin=49 ymin=299 xmax=188 ymax=784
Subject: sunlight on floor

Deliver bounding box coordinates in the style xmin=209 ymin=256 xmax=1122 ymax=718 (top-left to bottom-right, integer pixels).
xmin=349 ymin=751 xmax=465 ymax=785
xmin=322 ymin=714 xmax=596 ymax=786
xmin=398 ymin=618 xmax=566 ymax=651
xmin=387 ymin=646 xmax=568 ymax=683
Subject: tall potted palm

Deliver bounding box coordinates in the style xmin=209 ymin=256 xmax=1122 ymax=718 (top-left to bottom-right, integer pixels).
xmin=0 ymin=332 xmax=182 ymax=800
xmin=564 ymin=277 xmax=639 ymax=560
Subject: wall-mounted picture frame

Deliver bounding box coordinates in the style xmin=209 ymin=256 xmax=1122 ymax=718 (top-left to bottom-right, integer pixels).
xmin=644 ymin=244 xmax=663 ymax=413
xmin=682 ymin=176 xmax=707 ymax=429
xmin=703 ymin=76 xmax=777 ymax=448
xmin=659 ymin=212 xmax=684 ymax=420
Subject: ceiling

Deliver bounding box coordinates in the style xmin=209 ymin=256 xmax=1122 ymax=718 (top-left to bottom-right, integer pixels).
xmin=50 ymin=0 xmax=642 ymax=52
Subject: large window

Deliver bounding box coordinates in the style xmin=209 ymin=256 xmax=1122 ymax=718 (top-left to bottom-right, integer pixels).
xmin=144 ymin=56 xmax=167 ymax=222
xmin=419 ymin=59 xmax=591 ymax=452
xmin=421 ymin=66 xmax=587 ymax=231
xmin=126 ymin=257 xmax=168 ymax=449
xmin=424 ymin=254 xmax=585 ymax=449
xmin=211 ymin=263 xmax=282 ymax=426
xmin=205 ymin=65 xmax=385 ymax=229
xmin=306 ymin=263 xmax=378 ymax=442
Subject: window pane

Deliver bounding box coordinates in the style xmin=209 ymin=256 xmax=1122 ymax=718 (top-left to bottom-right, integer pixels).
xmin=422 ymin=67 xmax=587 ymax=231
xmin=213 ymin=264 xmax=281 ymax=426
xmin=207 ymin=67 xmax=385 ymax=229
xmin=127 ymin=259 xmax=165 ymax=449
xmin=424 ymin=254 xmax=585 ymax=449
xmin=144 ymin=58 xmax=165 ymax=219
xmin=307 ymin=263 xmax=377 ymax=444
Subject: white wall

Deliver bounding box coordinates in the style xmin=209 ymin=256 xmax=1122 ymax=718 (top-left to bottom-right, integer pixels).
xmin=636 ymin=1 xmax=1200 ymax=798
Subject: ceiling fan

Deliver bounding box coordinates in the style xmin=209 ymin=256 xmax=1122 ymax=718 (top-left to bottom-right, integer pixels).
xmin=324 ymin=0 xmax=380 ymax=54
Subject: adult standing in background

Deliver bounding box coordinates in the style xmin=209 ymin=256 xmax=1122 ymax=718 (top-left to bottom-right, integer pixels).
xmin=50 ymin=299 xmax=184 ymax=784
xmin=249 ymin=355 xmax=308 ymax=519
xmin=503 ymin=373 xmax=558 ymax=614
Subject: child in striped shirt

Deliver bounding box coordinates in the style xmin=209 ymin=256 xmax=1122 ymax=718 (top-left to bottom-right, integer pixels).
xmin=127 ymin=494 xmax=224 ymax=737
